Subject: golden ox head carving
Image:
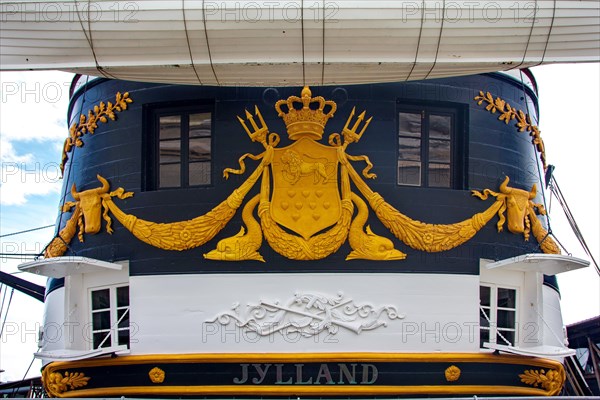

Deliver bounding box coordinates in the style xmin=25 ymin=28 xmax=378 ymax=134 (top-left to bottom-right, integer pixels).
xmin=498 ymin=176 xmax=537 ymax=234
xmin=71 ymin=174 xmax=110 ymax=234
xmin=472 ymin=176 xmax=545 ymax=243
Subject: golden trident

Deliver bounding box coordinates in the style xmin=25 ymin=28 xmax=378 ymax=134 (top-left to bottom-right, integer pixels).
xmin=237 ymin=106 xmax=270 ymax=148
xmin=342 ymin=106 xmax=372 ymax=147
xmin=224 ymin=106 xmax=280 ymax=179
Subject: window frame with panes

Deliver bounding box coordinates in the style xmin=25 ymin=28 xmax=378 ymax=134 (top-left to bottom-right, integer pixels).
xmin=146 ymin=103 xmax=214 ymax=190
xmin=397 ymin=104 xmax=464 ymax=188
xmin=89 ymin=284 xmax=130 ymax=350
xmin=479 ymin=284 xmax=518 ymax=349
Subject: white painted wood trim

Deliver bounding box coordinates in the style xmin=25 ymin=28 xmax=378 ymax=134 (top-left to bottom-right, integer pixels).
xmin=18 ymin=256 xmax=122 ymax=278
xmin=484 ymin=254 xmax=589 ymax=275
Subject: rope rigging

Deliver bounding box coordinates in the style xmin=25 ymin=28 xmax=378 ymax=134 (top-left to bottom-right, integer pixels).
xmin=549 ymin=176 xmax=600 ymax=275
xmin=0 ymin=285 xmax=15 ymax=338
xmin=0 ymin=225 xmax=54 ymax=238
xmin=516 ymin=70 xmax=597 ymax=275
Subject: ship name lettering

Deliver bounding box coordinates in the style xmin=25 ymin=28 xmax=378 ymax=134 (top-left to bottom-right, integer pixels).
xmin=233 ymin=363 xmax=378 ymax=385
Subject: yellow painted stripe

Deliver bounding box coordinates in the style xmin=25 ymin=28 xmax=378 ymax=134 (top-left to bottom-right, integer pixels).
xmin=60 ymin=384 xmax=551 ymax=398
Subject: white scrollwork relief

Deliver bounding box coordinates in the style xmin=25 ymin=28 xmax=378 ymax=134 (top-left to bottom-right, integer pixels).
xmin=206 ymin=292 xmax=405 ymax=337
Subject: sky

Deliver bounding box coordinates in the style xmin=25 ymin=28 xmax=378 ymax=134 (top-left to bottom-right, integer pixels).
xmin=0 ymin=64 xmax=599 ymax=382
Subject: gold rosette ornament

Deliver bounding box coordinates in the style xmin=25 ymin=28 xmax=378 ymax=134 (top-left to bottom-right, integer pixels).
xmin=149 ymin=367 xmax=166 ymax=384
xmin=445 ymin=365 xmax=461 ymax=382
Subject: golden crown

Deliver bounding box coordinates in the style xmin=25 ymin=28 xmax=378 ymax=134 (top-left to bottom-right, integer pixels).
xmin=275 ymin=86 xmax=337 ymax=141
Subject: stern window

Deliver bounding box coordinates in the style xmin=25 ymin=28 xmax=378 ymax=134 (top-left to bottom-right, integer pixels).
xmin=397 ymin=105 xmax=462 ymax=188
xmin=90 ymin=285 xmax=130 ymax=349
xmin=147 ymin=105 xmax=213 ymax=189
xmin=480 ymin=284 xmax=517 ymax=348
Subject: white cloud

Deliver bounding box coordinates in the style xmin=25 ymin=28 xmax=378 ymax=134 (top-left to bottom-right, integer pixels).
xmin=1 ymin=71 xmax=74 ymax=142
xmin=1 ymin=71 xmax=70 ymax=206
xmin=0 ymin=138 xmax=32 ymax=163
xmin=0 ymin=159 xmax=62 ymax=205
xmin=0 ymin=134 xmax=63 ymax=206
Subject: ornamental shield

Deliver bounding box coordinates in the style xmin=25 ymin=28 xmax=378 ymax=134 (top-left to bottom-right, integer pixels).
xmin=270 ymin=137 xmax=341 ymax=240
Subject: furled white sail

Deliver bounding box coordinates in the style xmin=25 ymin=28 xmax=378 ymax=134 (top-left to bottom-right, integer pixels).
xmin=1 ymin=1 xmax=599 ymax=86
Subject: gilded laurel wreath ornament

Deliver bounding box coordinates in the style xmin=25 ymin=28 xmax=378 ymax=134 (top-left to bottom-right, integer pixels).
xmin=46 ymin=87 xmax=558 ymax=261
xmin=60 ymin=92 xmax=133 ymax=175
xmin=519 ymin=368 xmax=565 ymax=396
xmin=474 ymin=91 xmax=547 ymax=170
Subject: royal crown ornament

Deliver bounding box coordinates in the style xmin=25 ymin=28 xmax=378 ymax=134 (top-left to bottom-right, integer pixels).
xmin=275 ymin=86 xmax=337 ymax=141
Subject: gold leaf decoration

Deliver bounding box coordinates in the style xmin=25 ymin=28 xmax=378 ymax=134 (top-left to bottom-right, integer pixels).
xmin=519 ymin=368 xmax=565 ymax=396
xmin=45 ymin=371 xmax=90 ymax=396
xmin=474 ymin=91 xmax=547 ymax=170
xmin=60 ymin=92 xmax=133 ymax=176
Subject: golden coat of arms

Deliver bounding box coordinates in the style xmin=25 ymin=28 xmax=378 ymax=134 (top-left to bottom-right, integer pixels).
xmin=207 ymin=86 xmax=408 ymax=261
xmin=271 ymin=138 xmax=341 ymax=240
